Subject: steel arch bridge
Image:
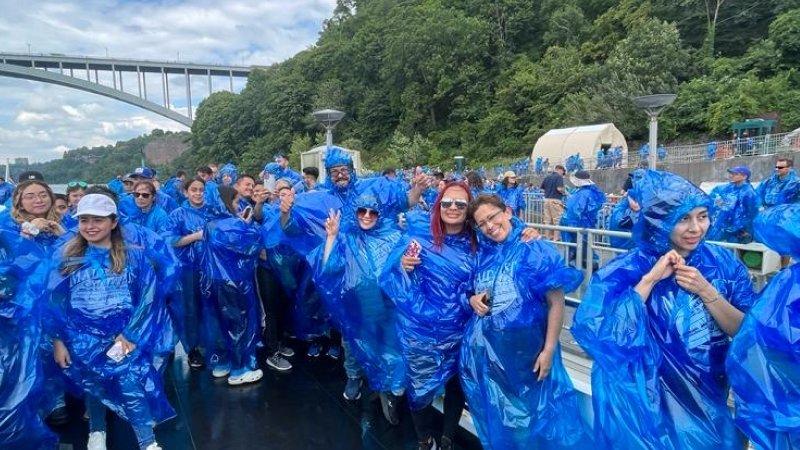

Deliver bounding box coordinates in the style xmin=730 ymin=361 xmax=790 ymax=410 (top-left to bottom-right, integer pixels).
xmin=0 ymin=52 xmax=253 ymax=127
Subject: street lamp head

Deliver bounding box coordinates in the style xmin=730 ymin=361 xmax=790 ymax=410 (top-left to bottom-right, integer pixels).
xmin=633 ymin=94 xmax=677 ymax=113
xmin=312 ymin=109 xmax=345 ymax=128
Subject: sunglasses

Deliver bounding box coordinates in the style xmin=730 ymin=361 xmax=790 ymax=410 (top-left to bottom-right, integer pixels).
xmin=356 ymin=207 xmax=378 ymax=218
xmin=439 ymin=198 xmax=468 ymax=210
xmin=776 ymin=165 xmax=789 ymax=169
xmin=133 ymin=192 xmax=153 ymax=199
xmin=67 ymin=180 xmax=88 ymax=188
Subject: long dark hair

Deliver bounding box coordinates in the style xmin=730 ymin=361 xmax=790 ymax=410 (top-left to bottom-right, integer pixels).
xmin=218 ymin=185 xmax=238 ymax=214
xmin=430 ymin=181 xmax=477 ymax=251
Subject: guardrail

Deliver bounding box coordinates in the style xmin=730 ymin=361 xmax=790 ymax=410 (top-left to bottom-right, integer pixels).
xmin=484 ymin=131 xmax=800 ymax=178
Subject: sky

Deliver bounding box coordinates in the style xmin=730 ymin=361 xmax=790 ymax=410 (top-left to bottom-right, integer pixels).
xmin=0 ymin=0 xmax=337 ymax=162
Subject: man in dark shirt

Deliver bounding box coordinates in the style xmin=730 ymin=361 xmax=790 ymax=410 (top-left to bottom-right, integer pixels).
xmin=540 ymin=165 xmax=566 ymax=240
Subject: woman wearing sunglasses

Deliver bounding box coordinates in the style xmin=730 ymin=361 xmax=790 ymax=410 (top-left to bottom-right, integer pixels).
xmin=461 ymin=194 xmax=588 ymax=450
xmin=311 ymin=194 xmax=406 ymax=425
xmin=380 ymin=181 xmax=475 ymax=450
xmin=122 ymin=180 xmax=169 ymax=233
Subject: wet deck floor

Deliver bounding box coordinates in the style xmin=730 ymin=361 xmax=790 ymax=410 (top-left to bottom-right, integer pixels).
xmin=51 ymin=345 xmax=483 ymax=450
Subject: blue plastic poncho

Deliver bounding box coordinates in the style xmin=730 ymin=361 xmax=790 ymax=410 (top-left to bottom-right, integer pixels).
xmin=497 ymin=184 xmax=526 ymax=214
xmin=48 ymin=241 xmax=176 ymax=430
xmin=0 ymin=229 xmax=58 ymax=450
xmin=162 ymin=202 xmax=221 ymax=352
xmin=161 ymin=177 xmax=186 ymax=205
xmin=707 ymin=181 xmax=758 ymax=243
xmin=571 ymin=170 xmax=755 ymax=450
xmin=319 ymin=147 xmax=409 ymax=228
xmin=203 ymin=215 xmax=263 ymax=374
xmin=726 ymin=204 xmax=800 ymax=450
xmin=379 ymin=215 xmax=473 ymax=410
xmin=461 ymin=218 xmax=586 ymax=449
xmin=309 ymin=195 xmax=405 ymax=394
xmin=756 ymin=169 xmax=800 ymax=207
xmin=0 ymin=182 xmax=13 ymax=205
xmin=107 ymin=178 xmax=124 ymax=195
xmin=561 ymin=184 xmax=606 ymax=230
xmin=263 ymin=191 xmax=343 ymax=340
xmin=608 ymin=195 xmax=638 ymax=249
xmin=217 ymin=163 xmax=238 ymax=186
xmin=121 ymin=203 xmax=169 ymax=234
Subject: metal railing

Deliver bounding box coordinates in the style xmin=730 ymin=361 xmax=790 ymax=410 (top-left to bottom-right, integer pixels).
xmin=485 ymin=131 xmax=800 ymax=178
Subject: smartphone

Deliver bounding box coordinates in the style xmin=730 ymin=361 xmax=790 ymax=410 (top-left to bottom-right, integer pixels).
xmin=106 ymin=341 xmax=125 ymax=363
xmin=241 ymin=206 xmax=253 ymax=221
xmin=481 ymin=292 xmax=492 ymax=316
xmin=404 ymin=240 xmax=422 ymax=258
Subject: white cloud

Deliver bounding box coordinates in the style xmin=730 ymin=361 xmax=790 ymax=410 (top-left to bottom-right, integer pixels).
xmin=0 ymin=0 xmax=337 ymax=162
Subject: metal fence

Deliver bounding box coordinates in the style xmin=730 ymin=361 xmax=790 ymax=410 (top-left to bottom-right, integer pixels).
xmin=486 ymin=131 xmax=800 ymax=178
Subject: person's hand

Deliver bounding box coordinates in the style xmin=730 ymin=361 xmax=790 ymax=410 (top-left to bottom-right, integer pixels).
xmin=533 ymin=348 xmax=554 ymax=381
xmin=115 ymin=334 xmax=137 ymax=356
xmin=53 ymin=339 xmax=71 ymax=369
xmin=521 ymin=227 xmax=541 ymax=242
xmin=674 ymin=262 xmax=716 ymax=299
xmin=30 ymin=218 xmax=50 ymax=230
xmin=469 ymin=292 xmax=490 ymax=316
xmin=324 ymin=209 xmax=341 ymax=237
xmin=47 ymin=220 xmax=66 ymax=236
xmin=411 ymin=173 xmax=430 ymax=190
xmin=644 ymin=250 xmax=684 ymax=284
xmin=401 ymin=255 xmax=421 ymax=272
xmin=192 ymin=230 xmax=204 ymax=242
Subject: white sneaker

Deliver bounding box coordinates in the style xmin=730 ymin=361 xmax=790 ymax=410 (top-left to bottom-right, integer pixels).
xmin=87 ymin=431 xmax=107 ymax=450
xmin=145 ymin=443 xmax=163 ymax=450
xmin=227 ymin=369 xmax=263 ymax=386
xmin=212 ymin=364 xmax=231 ymax=378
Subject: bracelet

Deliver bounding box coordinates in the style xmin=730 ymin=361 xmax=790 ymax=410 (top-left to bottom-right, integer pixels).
xmin=702 ymin=293 xmax=723 ymax=305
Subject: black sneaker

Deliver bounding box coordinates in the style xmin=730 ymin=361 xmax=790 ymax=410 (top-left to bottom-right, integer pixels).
xmin=379 ymin=393 xmax=400 ymax=426
xmin=188 ymin=349 xmax=205 ymax=369
xmin=418 ymin=437 xmax=437 ymax=450
xmin=343 ymin=377 xmax=362 ymax=401
xmin=439 ymin=436 xmax=453 ymax=450
xmin=46 ymin=406 xmax=69 ymax=426
xmin=266 ymin=353 xmax=292 ymax=372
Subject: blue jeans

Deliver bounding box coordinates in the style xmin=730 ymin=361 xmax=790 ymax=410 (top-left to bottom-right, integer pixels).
xmin=87 ymin=397 xmax=155 ymax=449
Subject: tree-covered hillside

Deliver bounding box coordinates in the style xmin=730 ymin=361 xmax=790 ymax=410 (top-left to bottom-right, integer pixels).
xmin=182 ymin=0 xmax=800 ymax=173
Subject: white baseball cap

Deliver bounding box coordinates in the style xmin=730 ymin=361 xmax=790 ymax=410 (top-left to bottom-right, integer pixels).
xmin=74 ymin=194 xmax=118 ymax=218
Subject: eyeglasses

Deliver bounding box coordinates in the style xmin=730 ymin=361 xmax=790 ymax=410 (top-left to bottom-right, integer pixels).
xmin=474 ymin=210 xmax=503 ymax=230
xmin=356 ymin=207 xmax=378 ymax=218
xmin=133 ymin=192 xmax=153 ymax=199
xmin=439 ymin=198 xmax=468 ymax=210
xmin=776 ymin=165 xmax=789 ymax=169
xmin=21 ymin=192 xmax=50 ymax=201
xmin=67 ymin=180 xmax=88 ymax=188
xmin=329 ymin=167 xmax=350 ymax=177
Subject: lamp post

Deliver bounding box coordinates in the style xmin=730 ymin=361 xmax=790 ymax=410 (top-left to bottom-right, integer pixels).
xmin=312 ymin=108 xmax=345 ymax=147
xmin=633 ymin=94 xmax=676 ymax=168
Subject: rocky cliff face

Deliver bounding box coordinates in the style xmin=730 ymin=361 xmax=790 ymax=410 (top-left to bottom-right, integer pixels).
xmin=144 ymin=133 xmax=190 ymax=164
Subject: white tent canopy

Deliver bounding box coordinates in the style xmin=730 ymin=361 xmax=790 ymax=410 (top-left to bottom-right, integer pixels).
xmin=531 ymin=123 xmax=628 ymax=168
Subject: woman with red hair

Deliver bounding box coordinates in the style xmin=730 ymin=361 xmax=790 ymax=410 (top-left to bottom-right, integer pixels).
xmin=380 ymin=180 xmax=475 ymax=450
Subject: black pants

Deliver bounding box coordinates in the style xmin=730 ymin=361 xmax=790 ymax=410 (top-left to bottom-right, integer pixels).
xmin=410 ymin=375 xmax=465 ymax=442
xmin=256 ymin=265 xmax=287 ymax=354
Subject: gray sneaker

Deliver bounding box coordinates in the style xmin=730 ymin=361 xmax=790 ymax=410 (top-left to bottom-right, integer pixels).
xmin=266 ymin=353 xmax=292 ymax=372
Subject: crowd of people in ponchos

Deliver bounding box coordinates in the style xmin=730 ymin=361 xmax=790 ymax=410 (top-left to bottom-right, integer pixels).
xmin=0 ymin=146 xmax=799 ymax=450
